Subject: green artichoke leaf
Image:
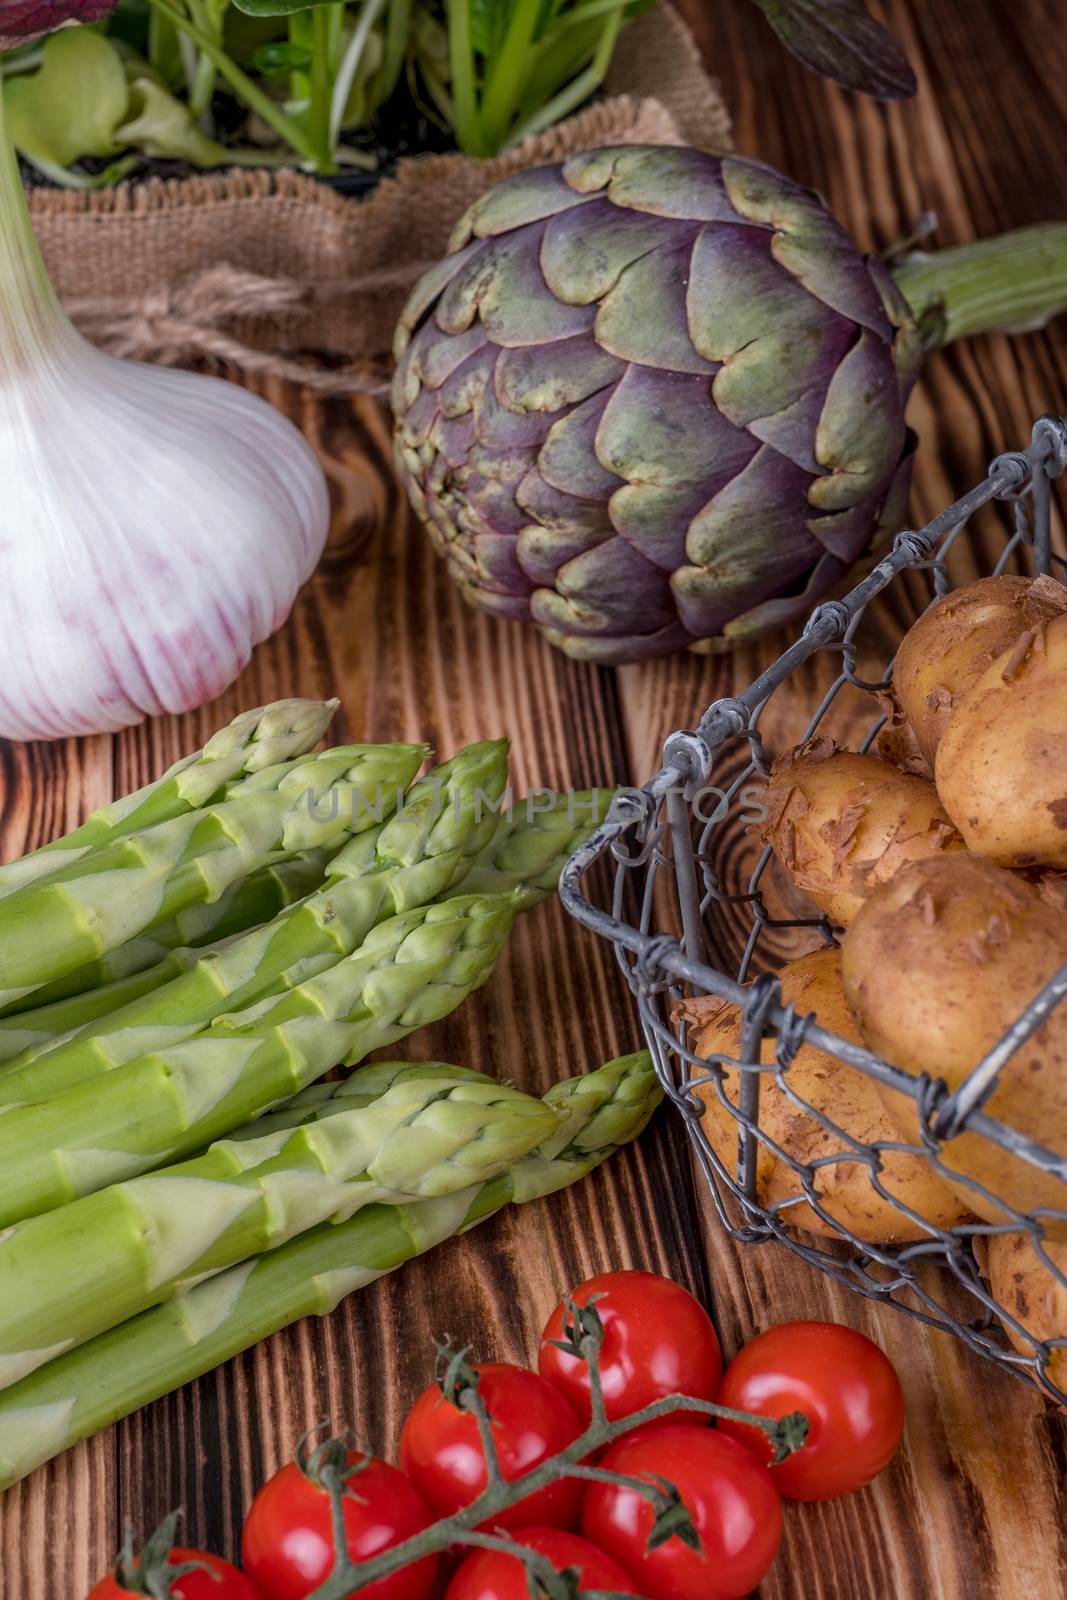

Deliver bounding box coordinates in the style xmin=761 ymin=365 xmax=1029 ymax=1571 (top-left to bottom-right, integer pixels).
xmin=115 ymin=78 xmax=227 ymax=165
xmin=750 ymin=0 xmax=916 ymax=100
xmin=5 ymin=27 xmax=129 ymax=166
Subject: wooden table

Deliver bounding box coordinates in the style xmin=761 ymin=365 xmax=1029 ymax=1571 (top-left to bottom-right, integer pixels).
xmin=4 ymin=1 xmax=1067 ymax=1594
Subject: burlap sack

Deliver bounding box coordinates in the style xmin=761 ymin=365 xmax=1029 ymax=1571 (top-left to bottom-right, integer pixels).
xmin=28 ymin=4 xmax=730 ymax=393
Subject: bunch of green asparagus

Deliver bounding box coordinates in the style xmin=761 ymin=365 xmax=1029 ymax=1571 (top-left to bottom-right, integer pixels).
xmin=0 ymin=698 xmax=654 ymax=1492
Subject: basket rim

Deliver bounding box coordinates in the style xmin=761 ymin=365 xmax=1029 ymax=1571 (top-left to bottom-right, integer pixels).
xmin=559 ymin=413 xmax=1067 ymax=1197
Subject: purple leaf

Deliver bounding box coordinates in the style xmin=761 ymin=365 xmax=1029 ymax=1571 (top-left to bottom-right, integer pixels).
xmin=0 ymin=0 xmax=116 ymax=49
xmin=750 ymin=0 xmax=917 ymax=100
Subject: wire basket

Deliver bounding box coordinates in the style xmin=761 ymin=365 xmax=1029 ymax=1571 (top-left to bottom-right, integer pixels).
xmin=560 ymin=414 xmax=1067 ymax=1402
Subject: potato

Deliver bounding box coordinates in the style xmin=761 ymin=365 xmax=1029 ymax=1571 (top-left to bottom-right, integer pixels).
xmin=986 ymin=1230 xmax=1067 ymax=1396
xmin=842 ymin=853 xmax=1067 ymax=1229
xmin=935 ymin=609 xmax=1067 ymax=868
xmin=893 ymin=574 xmax=1067 ymax=764
xmin=678 ymin=947 xmax=970 ymax=1242
xmin=760 ymin=737 xmax=962 ymax=926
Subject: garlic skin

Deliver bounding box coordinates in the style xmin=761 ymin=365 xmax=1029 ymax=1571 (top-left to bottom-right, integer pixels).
xmin=0 ymin=83 xmax=330 ymax=740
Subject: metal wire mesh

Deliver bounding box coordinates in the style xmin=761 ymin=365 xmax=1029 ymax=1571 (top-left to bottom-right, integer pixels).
xmin=560 ymin=414 xmax=1067 ymax=1402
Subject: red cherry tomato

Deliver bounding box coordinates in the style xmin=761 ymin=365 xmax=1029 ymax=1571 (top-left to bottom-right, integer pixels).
xmin=88 ymin=1546 xmax=257 ymax=1600
xmin=539 ymin=1270 xmax=722 ymax=1433
xmin=241 ymin=1450 xmax=436 ymax=1600
xmin=716 ymin=1320 xmax=905 ymax=1501
xmin=581 ymin=1424 xmax=781 ymax=1600
xmin=444 ymin=1527 xmax=640 ymax=1599
xmin=399 ymin=1362 xmax=584 ymax=1532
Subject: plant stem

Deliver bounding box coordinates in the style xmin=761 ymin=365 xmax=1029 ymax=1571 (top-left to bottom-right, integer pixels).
xmin=186 ymin=0 xmax=219 ymax=122
xmin=145 ymin=0 xmax=319 ymax=165
xmin=305 ymin=1389 xmax=807 ymax=1597
xmin=445 ymin=0 xmax=480 ymax=155
xmin=330 ymin=0 xmax=388 ymax=147
xmin=375 ymin=0 xmax=412 ymax=107
xmin=0 ymin=77 xmax=73 ymax=371
xmin=480 ymin=0 xmax=541 ymax=152
xmin=891 ymin=224 xmax=1067 ymax=345
xmin=309 ymin=4 xmax=339 ymax=174
xmin=507 ymin=8 xmax=621 ymax=148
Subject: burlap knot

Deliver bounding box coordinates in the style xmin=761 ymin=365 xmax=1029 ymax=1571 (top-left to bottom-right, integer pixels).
xmin=66 ymin=264 xmax=415 ymax=395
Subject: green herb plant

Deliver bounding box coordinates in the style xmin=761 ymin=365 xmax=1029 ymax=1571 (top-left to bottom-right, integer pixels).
xmin=0 ymin=0 xmax=915 ymax=185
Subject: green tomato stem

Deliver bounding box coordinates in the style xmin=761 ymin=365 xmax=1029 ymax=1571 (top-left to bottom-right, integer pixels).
xmin=145 ymin=0 xmax=319 ymax=165
xmin=305 ymin=1389 xmax=807 ymax=1596
xmin=891 ymin=224 xmax=1067 ymax=345
xmin=479 ymin=0 xmax=542 ymax=153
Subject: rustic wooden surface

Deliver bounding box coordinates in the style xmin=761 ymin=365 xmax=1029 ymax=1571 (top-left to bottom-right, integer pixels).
xmin=4 ymin=1 xmax=1067 ymax=1594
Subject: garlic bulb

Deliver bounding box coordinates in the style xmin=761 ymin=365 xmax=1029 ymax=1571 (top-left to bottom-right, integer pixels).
xmin=0 ymin=81 xmax=330 ymax=740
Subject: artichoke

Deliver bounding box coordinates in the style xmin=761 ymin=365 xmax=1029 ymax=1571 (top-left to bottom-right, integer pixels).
xmin=393 ymin=145 xmax=1067 ymax=663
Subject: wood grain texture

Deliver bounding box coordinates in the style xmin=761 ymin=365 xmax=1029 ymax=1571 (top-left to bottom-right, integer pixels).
xmin=3 ymin=2 xmax=1067 ymax=1595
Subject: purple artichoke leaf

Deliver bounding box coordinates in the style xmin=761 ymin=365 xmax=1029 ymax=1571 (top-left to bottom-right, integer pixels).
xmin=749 ymin=0 xmax=917 ymax=101
xmin=0 ymin=0 xmax=115 ymax=46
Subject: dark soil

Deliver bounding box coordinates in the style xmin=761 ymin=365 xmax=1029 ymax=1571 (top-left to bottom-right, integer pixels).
xmin=21 ymin=81 xmax=458 ymax=196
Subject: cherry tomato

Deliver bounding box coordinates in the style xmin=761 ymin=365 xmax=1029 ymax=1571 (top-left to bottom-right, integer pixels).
xmin=581 ymin=1424 xmax=781 ymax=1600
xmin=88 ymin=1546 xmax=257 ymax=1600
xmin=241 ymin=1450 xmax=436 ymax=1600
xmin=539 ymin=1270 xmax=722 ymax=1433
xmin=716 ymin=1320 xmax=905 ymax=1501
xmin=444 ymin=1527 xmax=640 ymax=1599
xmin=399 ymin=1362 xmax=584 ymax=1531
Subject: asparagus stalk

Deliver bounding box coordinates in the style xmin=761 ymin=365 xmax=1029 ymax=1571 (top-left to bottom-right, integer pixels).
xmin=444 ymin=788 xmax=615 ymax=905
xmin=0 ymin=893 xmax=518 ymax=1225
xmin=0 ymin=1053 xmax=659 ymax=1490
xmin=326 ymin=738 xmax=508 ymax=911
xmin=0 ymin=1064 xmax=558 ymax=1389
xmin=0 ymin=742 xmax=429 ymax=1011
xmin=0 ymin=784 xmax=606 ymax=1063
xmin=0 ymin=699 xmax=339 ymax=897
xmin=0 ymin=852 xmax=334 ymax=1059
xmin=0 ymin=744 xmax=509 ymax=1106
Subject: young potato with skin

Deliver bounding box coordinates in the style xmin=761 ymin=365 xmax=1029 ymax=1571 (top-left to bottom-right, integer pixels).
xmin=842 ymin=853 xmax=1067 ymax=1229
xmin=677 ymin=947 xmax=969 ymax=1242
xmin=935 ymin=610 xmax=1067 ymax=868
xmin=985 ymin=1230 xmax=1067 ymax=1395
xmin=893 ymin=574 xmax=1067 ymax=764
xmin=760 ymin=737 xmax=963 ymax=927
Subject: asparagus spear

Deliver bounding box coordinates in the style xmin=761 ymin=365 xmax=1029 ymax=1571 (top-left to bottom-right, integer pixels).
xmin=445 ymin=788 xmax=615 ymax=905
xmin=0 ymin=744 xmax=509 ymax=1105
xmin=0 ymin=1053 xmax=659 ymax=1490
xmin=0 ymin=742 xmax=429 ymax=1011
xmin=0 ymin=784 xmax=607 ymax=1052
xmin=0 ymin=1064 xmax=558 ymax=1390
xmin=0 ymin=699 xmax=339 ymax=897
xmin=0 ymin=853 xmax=334 ymax=1059
xmin=0 ymin=893 xmax=518 ymax=1225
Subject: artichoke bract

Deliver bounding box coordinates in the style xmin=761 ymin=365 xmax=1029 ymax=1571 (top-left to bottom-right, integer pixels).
xmin=393 ymin=145 xmax=1067 ymax=663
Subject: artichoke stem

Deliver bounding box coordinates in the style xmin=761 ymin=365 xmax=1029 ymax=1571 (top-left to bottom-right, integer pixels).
xmin=891 ymin=223 xmax=1067 ymax=345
